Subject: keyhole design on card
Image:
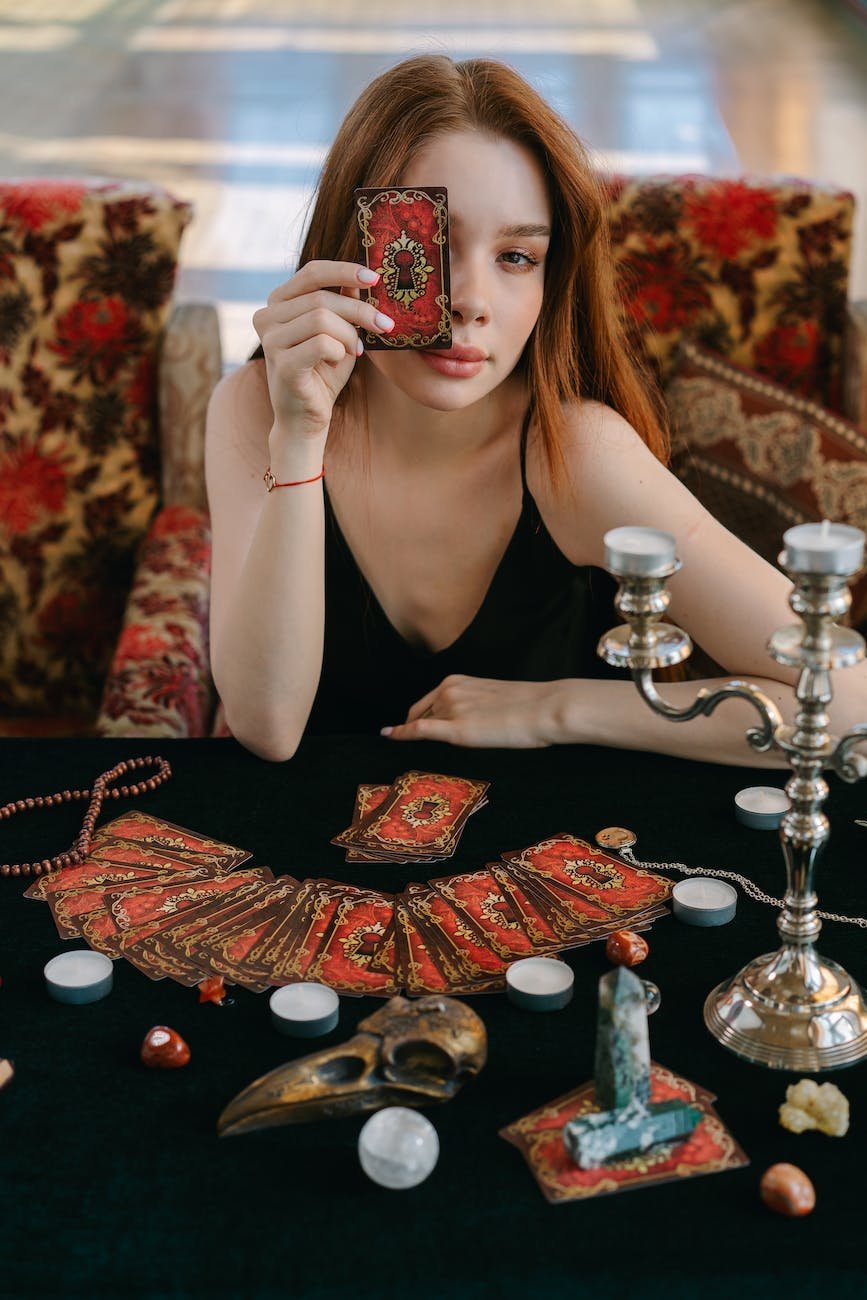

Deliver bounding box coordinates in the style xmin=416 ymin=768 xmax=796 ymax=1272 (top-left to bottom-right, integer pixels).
xmin=393 ymin=249 xmax=415 ymax=291
xmin=376 ymin=230 xmax=434 ymax=308
xmin=403 ymin=794 xmax=449 ymax=827
xmin=562 ymin=858 xmax=625 ymax=891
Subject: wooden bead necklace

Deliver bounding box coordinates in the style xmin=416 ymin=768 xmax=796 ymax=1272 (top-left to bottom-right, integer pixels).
xmin=0 ymin=755 xmax=171 ymax=878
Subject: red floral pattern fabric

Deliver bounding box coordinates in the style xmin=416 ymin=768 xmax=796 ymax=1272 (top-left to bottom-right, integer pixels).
xmin=0 ymin=179 xmax=191 ymax=723
xmin=666 ymin=341 xmax=867 ymax=632
xmin=97 ymin=505 xmax=213 ymax=738
xmin=604 ymin=175 xmax=854 ymax=411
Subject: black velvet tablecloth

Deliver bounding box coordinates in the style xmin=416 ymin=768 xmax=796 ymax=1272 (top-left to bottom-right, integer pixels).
xmin=1 ymin=736 xmax=866 ymax=1299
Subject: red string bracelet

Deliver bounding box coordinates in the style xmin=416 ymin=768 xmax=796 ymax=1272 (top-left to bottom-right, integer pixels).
xmin=264 ymin=466 xmax=325 ymax=491
xmin=0 ymin=755 xmax=171 ymax=879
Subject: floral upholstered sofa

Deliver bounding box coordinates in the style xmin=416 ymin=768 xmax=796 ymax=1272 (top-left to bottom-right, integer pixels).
xmin=2 ymin=173 xmax=865 ymax=737
xmin=0 ymin=179 xmax=221 ymax=738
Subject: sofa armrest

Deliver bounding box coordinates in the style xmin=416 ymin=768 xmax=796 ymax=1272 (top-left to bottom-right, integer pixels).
xmin=158 ymin=302 xmax=223 ymax=508
xmin=844 ymin=299 xmax=867 ymax=432
xmin=95 ymin=505 xmax=214 ymax=738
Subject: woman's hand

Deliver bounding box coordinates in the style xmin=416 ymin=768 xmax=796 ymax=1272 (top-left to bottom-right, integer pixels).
xmin=252 ymin=260 xmax=394 ymax=439
xmin=381 ymin=675 xmax=569 ymax=748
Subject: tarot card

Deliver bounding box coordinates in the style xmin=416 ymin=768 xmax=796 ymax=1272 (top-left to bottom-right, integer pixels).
xmin=109 ymin=869 xmax=273 ymax=950
xmin=501 ymin=860 xmax=665 ymax=945
xmin=305 ymin=888 xmax=397 ymax=994
xmin=204 ymin=883 xmax=316 ymax=990
xmin=345 ymin=783 xmax=391 ymax=862
xmin=244 ymin=881 xmax=322 ymax=975
xmin=146 ymin=878 xmax=295 ymax=985
xmin=355 ymin=185 xmax=451 ymax=350
xmin=393 ymin=888 xmax=450 ymax=996
xmin=488 ymin=863 xmax=567 ymax=950
xmin=501 ymin=835 xmax=671 ymax=917
xmin=401 ymin=883 xmax=507 ymax=992
xmin=161 ymin=877 xmax=297 ymax=963
xmin=261 ymin=880 xmax=352 ymax=985
xmin=93 ymin=812 xmax=251 ymax=869
xmin=187 ymin=877 xmax=301 ymax=989
xmin=333 ymin=771 xmax=488 ymax=860
xmin=430 ymin=868 xmax=538 ymax=961
xmin=47 ymin=866 xmax=214 ymax=941
xmin=500 ymin=1063 xmax=748 ymax=1204
xmin=114 ymin=875 xmax=274 ymax=981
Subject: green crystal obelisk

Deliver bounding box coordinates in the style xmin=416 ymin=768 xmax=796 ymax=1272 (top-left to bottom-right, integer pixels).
xmin=594 ymin=967 xmax=651 ymax=1109
xmin=563 ymin=967 xmax=701 ymax=1170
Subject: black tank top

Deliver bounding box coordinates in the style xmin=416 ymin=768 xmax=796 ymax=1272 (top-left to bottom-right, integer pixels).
xmin=306 ymin=410 xmax=620 ymax=734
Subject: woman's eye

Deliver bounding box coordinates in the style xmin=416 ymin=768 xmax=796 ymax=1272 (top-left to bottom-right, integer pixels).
xmin=499 ymin=249 xmax=538 ymax=268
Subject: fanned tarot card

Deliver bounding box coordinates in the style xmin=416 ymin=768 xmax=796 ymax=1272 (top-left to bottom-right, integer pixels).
xmin=355 ymin=186 xmax=451 ymax=349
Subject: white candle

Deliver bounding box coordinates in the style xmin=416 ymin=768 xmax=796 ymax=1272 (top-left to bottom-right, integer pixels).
xmin=44 ymin=950 xmax=114 ymax=1004
xmin=671 ymin=878 xmax=737 ymax=927
xmin=735 ymin=785 xmax=790 ymax=829
xmin=604 ymin=526 xmax=677 ymax=577
xmin=269 ymin=982 xmax=339 ymax=1037
xmin=506 ymin=957 xmax=574 ymax=1011
xmin=782 ymin=520 xmax=864 ymax=575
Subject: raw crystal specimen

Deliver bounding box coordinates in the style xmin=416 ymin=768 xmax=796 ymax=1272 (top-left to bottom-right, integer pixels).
xmin=779 ymin=1078 xmax=849 ymax=1137
xmin=0 ymin=1058 xmax=13 ymax=1091
xmin=563 ymin=1097 xmax=701 ymax=1170
xmin=760 ymin=1163 xmax=816 ymax=1216
xmin=594 ymin=967 xmax=651 ymax=1110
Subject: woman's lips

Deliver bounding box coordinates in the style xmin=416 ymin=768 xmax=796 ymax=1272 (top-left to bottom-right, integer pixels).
xmin=418 ymin=345 xmax=488 ymax=379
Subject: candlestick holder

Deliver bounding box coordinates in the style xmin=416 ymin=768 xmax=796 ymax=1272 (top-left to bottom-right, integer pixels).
xmin=599 ymin=525 xmax=867 ymax=1071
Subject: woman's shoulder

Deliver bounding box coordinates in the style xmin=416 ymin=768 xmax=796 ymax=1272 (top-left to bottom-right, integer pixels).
xmin=525 ymin=399 xmax=687 ymax=566
xmin=526 ymin=399 xmax=660 ymax=496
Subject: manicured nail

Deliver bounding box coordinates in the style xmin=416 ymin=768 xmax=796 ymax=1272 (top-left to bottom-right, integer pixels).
xmin=357 ymin=267 xmax=379 ymax=284
xmin=380 ymin=726 xmax=393 ymax=736
xmin=374 ymin=312 xmax=395 ymax=331
xmin=355 ymin=337 xmax=364 ymax=356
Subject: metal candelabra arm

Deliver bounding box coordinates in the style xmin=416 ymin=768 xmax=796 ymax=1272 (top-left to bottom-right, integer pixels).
xmin=831 ymin=725 xmax=867 ymax=783
xmin=632 ymin=670 xmax=782 ymax=752
xmin=599 ymin=522 xmax=867 ymax=1072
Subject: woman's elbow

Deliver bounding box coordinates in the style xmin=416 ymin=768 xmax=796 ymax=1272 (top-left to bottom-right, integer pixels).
xmin=223 ymin=709 xmax=303 ymax=763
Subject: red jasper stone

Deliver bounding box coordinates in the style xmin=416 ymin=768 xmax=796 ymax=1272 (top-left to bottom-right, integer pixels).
xmin=760 ymin=1163 xmax=816 ymax=1217
xmin=605 ymin=929 xmax=649 ymax=968
xmin=141 ymin=1025 xmax=191 ymax=1069
xmin=198 ymin=975 xmax=227 ymax=1005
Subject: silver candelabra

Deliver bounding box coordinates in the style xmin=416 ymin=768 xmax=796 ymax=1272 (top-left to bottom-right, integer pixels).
xmin=599 ymin=522 xmax=867 ymax=1071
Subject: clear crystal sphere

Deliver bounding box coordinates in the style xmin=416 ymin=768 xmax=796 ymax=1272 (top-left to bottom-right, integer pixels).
xmin=642 ymin=979 xmax=662 ymax=1015
xmin=358 ymin=1107 xmax=439 ymax=1189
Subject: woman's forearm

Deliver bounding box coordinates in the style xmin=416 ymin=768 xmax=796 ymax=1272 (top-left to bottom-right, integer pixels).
xmin=211 ymin=439 xmax=327 ymax=761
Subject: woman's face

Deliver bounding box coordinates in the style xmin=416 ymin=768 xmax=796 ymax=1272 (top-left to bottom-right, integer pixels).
xmin=363 ymin=130 xmax=551 ymax=412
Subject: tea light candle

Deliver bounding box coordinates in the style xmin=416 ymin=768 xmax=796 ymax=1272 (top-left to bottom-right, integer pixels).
xmin=671 ymin=878 xmax=738 ymax=927
xmin=782 ymin=521 xmax=864 ymax=576
xmin=603 ymin=526 xmax=677 ymax=577
xmin=269 ymin=983 xmax=339 ymax=1037
xmin=44 ymin=950 xmax=114 ymax=1004
xmin=506 ymin=957 xmax=574 ymax=1011
xmin=735 ymin=785 xmax=791 ymax=830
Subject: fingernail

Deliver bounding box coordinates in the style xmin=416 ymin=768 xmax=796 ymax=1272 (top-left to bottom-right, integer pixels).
xmin=374 ymin=312 xmax=395 ymax=331
xmin=357 ymin=267 xmax=379 ymax=284
xmin=355 ymin=337 xmax=364 ymax=356
xmin=380 ymin=726 xmax=393 ymax=736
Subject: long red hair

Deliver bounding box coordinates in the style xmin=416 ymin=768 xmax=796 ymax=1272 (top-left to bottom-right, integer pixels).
xmin=298 ymin=55 xmax=669 ymax=472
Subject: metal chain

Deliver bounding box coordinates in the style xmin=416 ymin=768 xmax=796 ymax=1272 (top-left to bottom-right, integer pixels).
xmin=619 ymin=847 xmax=867 ymax=929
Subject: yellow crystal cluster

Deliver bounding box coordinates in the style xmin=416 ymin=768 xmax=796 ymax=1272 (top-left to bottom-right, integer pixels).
xmin=778 ymin=1078 xmax=849 ymax=1137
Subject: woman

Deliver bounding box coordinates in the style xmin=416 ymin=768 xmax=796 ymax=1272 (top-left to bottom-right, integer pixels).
xmin=206 ymin=55 xmax=865 ymax=763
